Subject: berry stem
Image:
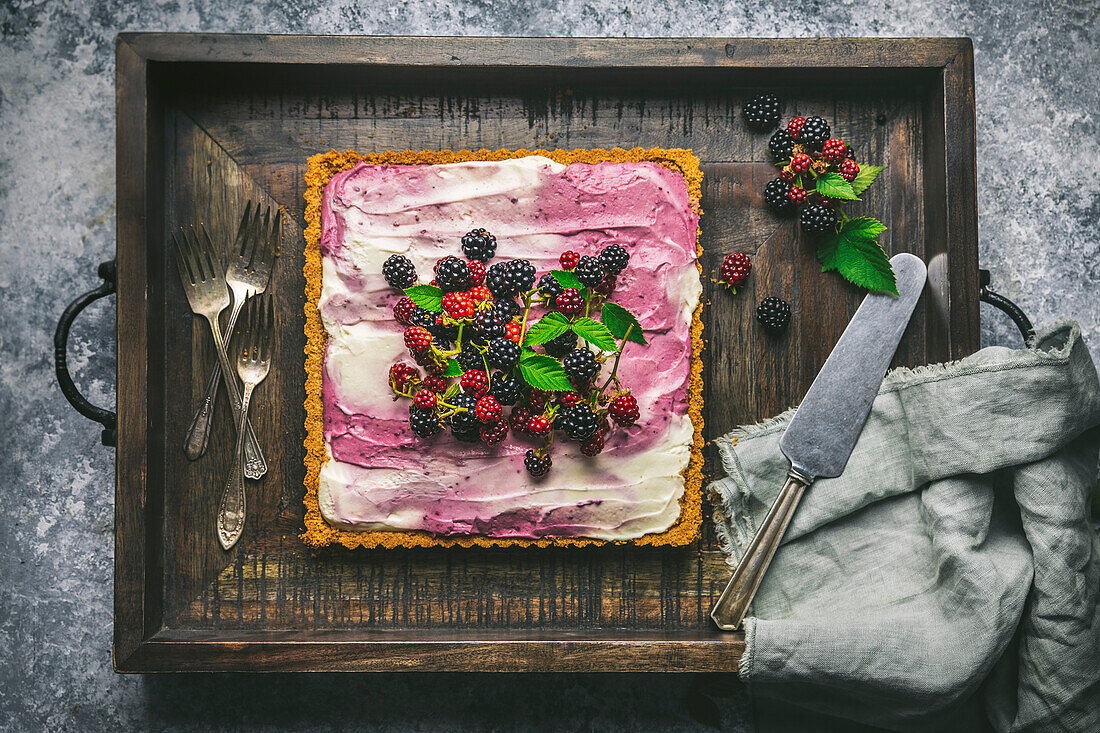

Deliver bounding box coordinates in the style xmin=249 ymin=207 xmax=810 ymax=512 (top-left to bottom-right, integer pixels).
xmin=598 ymin=324 xmax=633 ymax=394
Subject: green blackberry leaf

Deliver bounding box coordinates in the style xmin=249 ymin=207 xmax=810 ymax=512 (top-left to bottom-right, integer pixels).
xmin=601 ymin=302 xmax=648 ymax=345
xmin=570 ymin=317 xmax=618 ymax=351
xmin=441 ymin=359 xmax=463 ymax=377
xmin=520 ymin=347 xmax=537 ymax=362
xmin=442 ymin=382 xmax=460 ymax=400
xmin=523 ymin=312 xmax=571 ymax=346
xmin=549 ymin=269 xmax=583 ymax=290
xmin=518 ymin=355 xmax=574 ymax=391
xmin=817 ymin=217 xmax=898 ymax=296
xmin=849 ymin=165 xmax=885 ymax=196
xmin=403 ymin=284 xmax=443 ymax=312
xmin=814 ymin=172 xmax=860 ymax=201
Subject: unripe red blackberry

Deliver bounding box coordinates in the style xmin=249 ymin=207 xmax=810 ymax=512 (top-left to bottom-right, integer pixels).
xmin=474 ymin=395 xmax=502 ymax=424
xmin=608 ymin=392 xmax=640 ymax=426
xmin=466 ymin=259 xmax=486 ymax=286
xmin=389 ymin=362 xmax=419 ymax=392
xmin=510 ymin=406 xmax=533 ymax=433
xmin=527 ymin=415 xmax=551 ymax=436
xmin=559 ymin=250 xmax=580 ymax=270
xmin=787 ymin=116 xmax=806 ymax=139
xmin=403 ymin=326 xmax=433 ymax=353
xmin=504 ymin=321 xmax=523 ymax=344
xmin=821 ymin=138 xmax=848 ymax=163
xmin=555 ymin=287 xmax=583 ymax=316
xmin=460 ymin=369 xmax=490 ymax=397
xmin=719 ymin=252 xmax=752 ymax=289
xmin=413 ymin=388 xmax=438 ymax=410
xmin=392 ymin=297 xmax=419 ymax=325
xmin=839 ymin=159 xmax=860 ymax=182
xmin=790 ymin=153 xmax=812 ymax=173
xmin=422 ymin=376 xmax=448 ymax=393
xmin=788 ymin=186 xmax=808 ymax=205
xmin=442 ymin=291 xmax=475 ymax=319
xmin=479 ymin=419 xmax=508 ymax=446
xmin=580 ymin=429 xmax=606 ymax=456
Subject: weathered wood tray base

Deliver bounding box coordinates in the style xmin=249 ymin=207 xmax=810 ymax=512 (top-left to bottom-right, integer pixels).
xmin=115 ymin=35 xmax=976 ymax=672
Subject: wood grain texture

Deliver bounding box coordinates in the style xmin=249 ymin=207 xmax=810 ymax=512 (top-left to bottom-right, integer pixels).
xmin=115 ymin=35 xmax=978 ymax=673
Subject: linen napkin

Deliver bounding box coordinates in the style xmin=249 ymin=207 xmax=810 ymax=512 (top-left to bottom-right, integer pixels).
xmin=708 ymin=323 xmax=1100 ymax=732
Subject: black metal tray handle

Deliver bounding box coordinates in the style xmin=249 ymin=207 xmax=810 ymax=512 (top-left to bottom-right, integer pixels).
xmin=979 ymin=268 xmax=1035 ymax=344
xmin=50 ymin=262 xmax=1033 ymax=449
xmin=55 ymin=260 xmax=117 ymax=447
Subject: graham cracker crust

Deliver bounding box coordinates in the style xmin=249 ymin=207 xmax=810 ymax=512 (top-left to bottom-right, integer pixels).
xmin=301 ymin=147 xmax=704 ymax=550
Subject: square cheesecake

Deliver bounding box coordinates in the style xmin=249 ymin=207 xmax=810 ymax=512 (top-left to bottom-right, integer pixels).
xmin=302 ymin=148 xmax=703 ymax=548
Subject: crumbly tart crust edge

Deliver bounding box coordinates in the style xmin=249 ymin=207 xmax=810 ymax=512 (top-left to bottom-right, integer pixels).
xmin=300 ymin=147 xmax=704 ymax=550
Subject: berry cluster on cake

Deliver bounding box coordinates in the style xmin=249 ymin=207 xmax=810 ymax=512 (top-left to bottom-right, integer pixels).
xmin=301 ymin=148 xmax=703 ymax=549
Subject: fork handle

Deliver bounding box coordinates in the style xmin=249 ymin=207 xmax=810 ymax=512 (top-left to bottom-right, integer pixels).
xmin=218 ymin=383 xmax=254 ymax=549
xmin=205 ymin=315 xmax=267 ymax=479
xmin=184 ymin=298 xmax=245 ymax=460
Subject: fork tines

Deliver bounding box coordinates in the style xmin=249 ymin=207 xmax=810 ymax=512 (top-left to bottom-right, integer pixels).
xmin=233 ymin=203 xmax=280 ymax=281
xmin=238 ymin=292 xmax=274 ymax=365
xmin=171 ymin=224 xmax=226 ymax=286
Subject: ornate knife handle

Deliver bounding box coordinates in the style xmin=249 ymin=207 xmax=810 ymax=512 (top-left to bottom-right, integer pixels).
xmin=711 ymin=470 xmax=813 ymax=631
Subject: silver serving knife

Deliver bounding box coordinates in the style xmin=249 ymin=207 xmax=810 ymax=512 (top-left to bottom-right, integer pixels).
xmin=711 ymin=253 xmax=927 ymax=630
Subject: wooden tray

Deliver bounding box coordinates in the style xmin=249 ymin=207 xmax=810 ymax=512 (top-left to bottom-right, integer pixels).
xmin=114 ymin=34 xmax=977 ymax=672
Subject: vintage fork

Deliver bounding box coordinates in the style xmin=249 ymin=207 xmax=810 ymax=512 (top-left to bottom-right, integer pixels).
xmin=170 ymin=225 xmax=266 ymax=479
xmin=217 ymin=293 xmax=272 ymax=550
xmin=183 ymin=203 xmax=279 ymax=462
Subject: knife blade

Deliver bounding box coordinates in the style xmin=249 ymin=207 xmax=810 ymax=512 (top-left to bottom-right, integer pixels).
xmin=711 ymin=253 xmax=927 ymax=630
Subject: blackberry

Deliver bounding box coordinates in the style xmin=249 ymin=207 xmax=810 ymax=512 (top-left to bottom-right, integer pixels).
xmin=485 ymin=261 xmax=519 ymax=298
xmin=428 ymin=317 xmax=458 ymax=343
xmin=489 ymin=371 xmax=520 ymax=405
xmin=509 ymin=259 xmax=537 ymax=293
xmin=408 ymin=307 xmax=436 ymax=331
xmin=479 ymin=419 xmax=508 ymax=447
xmin=486 ymin=338 xmax=521 ymax=370
xmin=756 ymin=296 xmax=791 ymax=333
xmin=597 ymin=244 xmax=630 ymax=276
xmin=764 ymin=178 xmax=795 ymax=216
xmin=448 ymin=393 xmax=479 ymax=435
xmin=524 ymin=450 xmax=552 ymax=478
xmin=473 ymin=311 xmax=505 ymax=341
xmin=457 ymin=347 xmax=485 ymax=372
xmin=538 ymin=273 xmax=564 ymax=300
xmin=608 ymin=392 xmax=640 ymax=426
xmin=561 ymin=348 xmax=599 ymax=383
xmin=435 ymin=256 xmax=471 ymax=293
xmin=768 ymin=129 xmax=795 ymax=162
xmin=742 ymin=93 xmax=781 ymax=131
xmin=461 ymin=228 xmax=496 ymax=262
xmin=543 ymin=330 xmax=578 ymax=357
xmin=798 ymin=116 xmax=831 ymax=150
xmin=382 ymin=254 xmax=417 ymax=289
xmin=799 ymin=205 xmax=839 ymax=237
xmin=491 ymin=298 xmax=522 ymax=322
xmin=574 ymin=256 xmax=605 ymax=288
xmin=409 ymin=406 xmax=441 ymax=438
xmin=557 ymin=403 xmax=600 ymax=441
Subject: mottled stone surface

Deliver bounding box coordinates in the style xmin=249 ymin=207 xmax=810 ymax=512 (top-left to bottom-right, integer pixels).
xmin=0 ymin=1 xmax=1096 ymax=730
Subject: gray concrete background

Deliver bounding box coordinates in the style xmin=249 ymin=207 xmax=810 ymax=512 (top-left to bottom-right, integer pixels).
xmin=1 ymin=1 xmax=1097 ymax=730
